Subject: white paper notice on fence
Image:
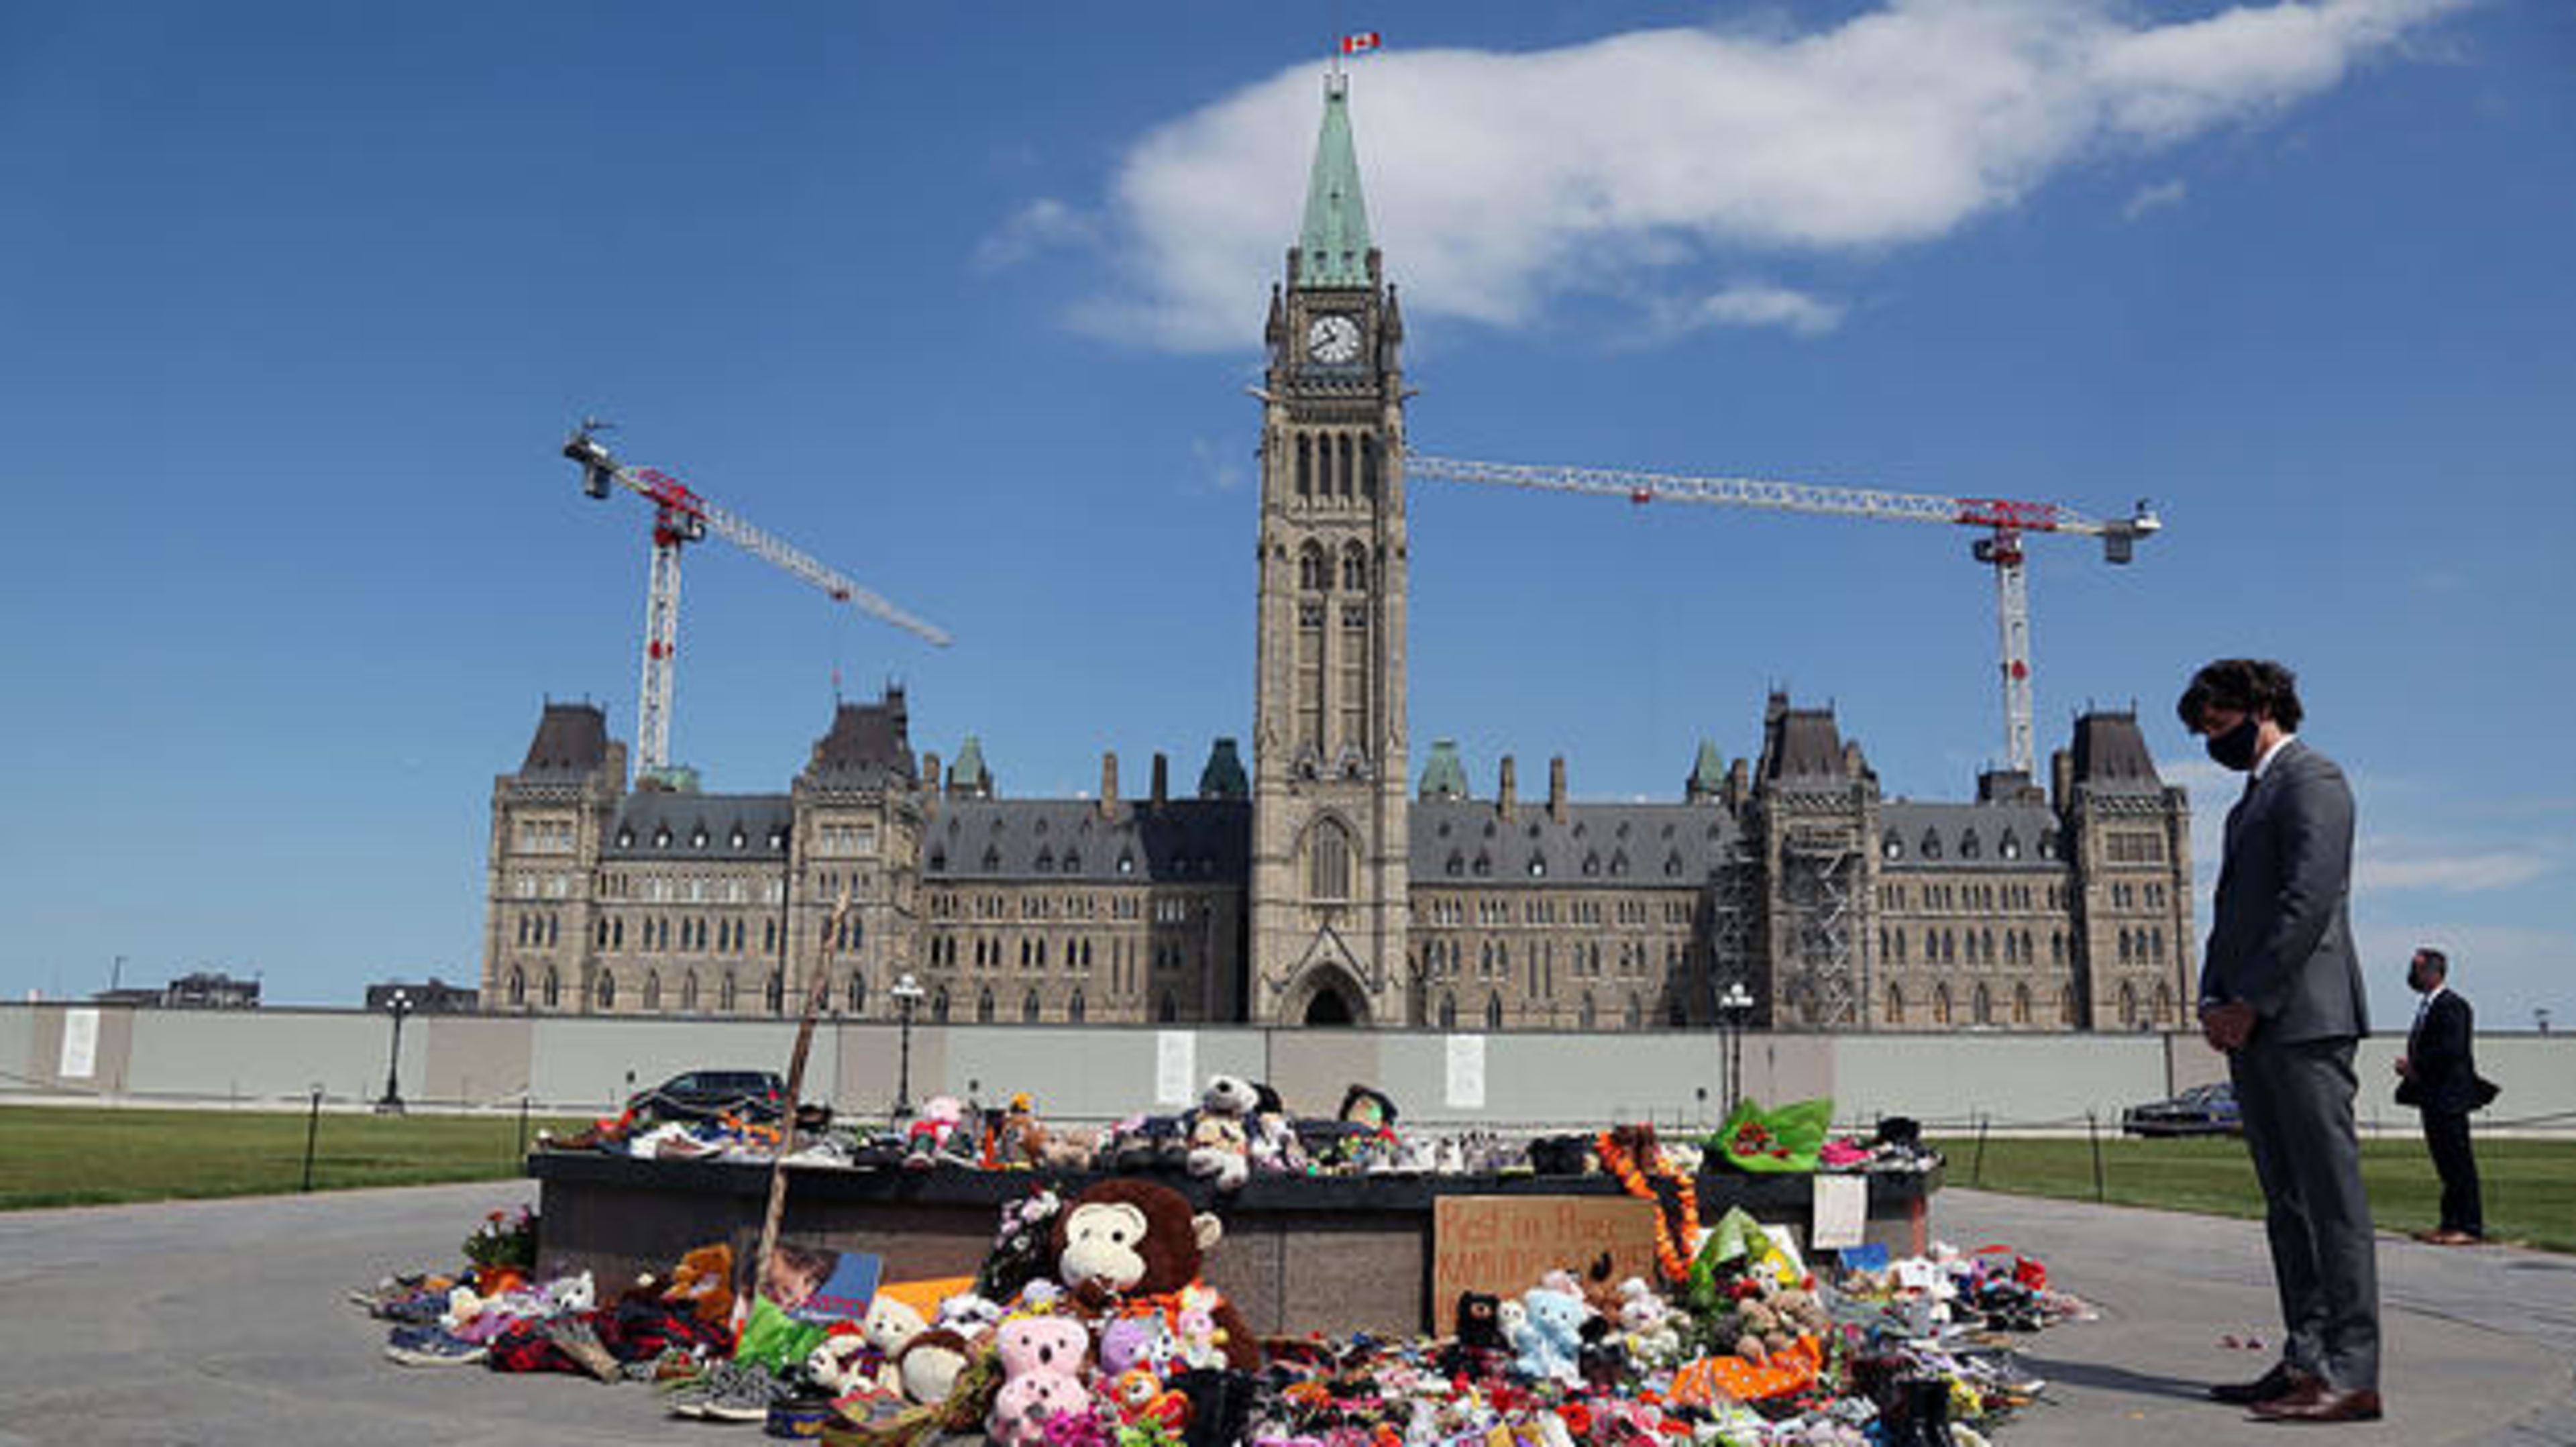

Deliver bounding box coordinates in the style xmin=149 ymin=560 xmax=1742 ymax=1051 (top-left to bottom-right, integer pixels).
xmin=1155 ymin=1031 xmax=1196 ymax=1106
xmin=1444 ymin=1034 xmax=1487 ymax=1108
xmin=58 ymin=1008 xmax=99 ymax=1079
xmin=1811 ymin=1173 xmax=1867 ymax=1250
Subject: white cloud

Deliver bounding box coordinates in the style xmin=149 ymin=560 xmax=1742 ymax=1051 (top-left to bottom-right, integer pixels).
xmin=2356 ymin=841 xmax=2555 ymax=893
xmin=1189 ymin=437 xmax=1248 ymax=494
xmin=1022 ymin=0 xmax=2465 ymax=351
xmin=973 ymin=197 xmax=1095 ymax=272
xmin=2123 ymin=178 xmax=2189 ymax=219
xmin=1666 ymin=283 xmax=1849 ymax=337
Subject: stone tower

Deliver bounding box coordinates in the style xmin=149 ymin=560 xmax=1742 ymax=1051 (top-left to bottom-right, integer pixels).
xmin=1248 ymin=74 xmax=1411 ymax=1026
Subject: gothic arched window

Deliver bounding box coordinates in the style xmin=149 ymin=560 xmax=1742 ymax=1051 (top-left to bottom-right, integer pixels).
xmin=1022 ymin=989 xmax=1042 ymax=1023
xmin=542 ymin=967 xmax=560 ymax=1009
xmin=1972 ymin=983 xmax=1992 ymax=1025
xmin=1309 ymin=818 xmax=1352 ymax=900
xmin=643 ymin=970 xmax=661 ymax=1012
xmin=2013 ymin=983 xmax=2033 ymax=1025
xmin=1342 ymin=543 xmax=1366 ymax=592
xmin=1439 ymin=992 xmax=1456 ymax=1030
xmin=1485 ymin=992 xmax=1503 ymax=1030
xmin=1336 ymin=434 xmax=1355 ymax=496
xmin=764 ymin=971 xmax=784 ymax=1014
xmin=1361 ymin=435 xmax=1379 ymax=499
xmin=846 ymin=973 xmax=866 ymax=1015
xmin=596 ymin=970 xmax=616 ymax=1010
xmin=1296 ymin=434 xmax=1312 ymax=498
xmin=506 ymin=966 xmax=525 ymax=1008
xmin=1068 ymin=990 xmax=1085 ymax=1023
xmin=977 ymin=988 xmax=996 ymax=1023
xmin=1884 ymin=981 xmax=1905 ymax=1024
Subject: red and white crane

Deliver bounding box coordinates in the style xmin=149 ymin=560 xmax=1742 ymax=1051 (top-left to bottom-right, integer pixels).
xmin=563 ymin=423 xmax=951 ymax=779
xmin=1405 ymin=453 xmax=2160 ymax=777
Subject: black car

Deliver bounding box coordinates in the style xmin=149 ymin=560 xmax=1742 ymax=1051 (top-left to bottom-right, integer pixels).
xmin=626 ymin=1069 xmax=788 ymax=1124
xmin=2121 ymin=1081 xmax=2243 ymax=1137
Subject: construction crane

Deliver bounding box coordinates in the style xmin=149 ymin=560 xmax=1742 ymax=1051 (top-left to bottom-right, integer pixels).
xmin=1405 ymin=453 xmax=2159 ymax=777
xmin=563 ymin=423 xmax=952 ymax=781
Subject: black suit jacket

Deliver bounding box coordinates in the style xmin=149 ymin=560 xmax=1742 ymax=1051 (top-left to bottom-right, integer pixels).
xmin=2406 ymin=990 xmax=2484 ymax=1114
xmin=2200 ymin=741 xmax=2369 ymax=1046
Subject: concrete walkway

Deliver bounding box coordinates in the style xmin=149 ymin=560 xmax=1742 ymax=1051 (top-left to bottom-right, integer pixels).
xmin=1938 ymin=1188 xmax=2576 ymax=1445
xmin=0 ymin=1182 xmax=2566 ymax=1445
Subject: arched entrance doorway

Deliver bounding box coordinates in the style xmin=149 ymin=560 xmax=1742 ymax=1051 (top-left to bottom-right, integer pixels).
xmin=1281 ymin=961 xmax=1371 ymax=1028
xmin=1303 ymin=988 xmax=1357 ymax=1026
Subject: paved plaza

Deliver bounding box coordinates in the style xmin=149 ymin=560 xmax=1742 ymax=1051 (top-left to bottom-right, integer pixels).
xmin=0 ymin=1181 xmax=2567 ymax=1446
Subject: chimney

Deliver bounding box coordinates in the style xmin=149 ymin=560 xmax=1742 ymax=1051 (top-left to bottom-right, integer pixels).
xmin=922 ymin=752 xmax=943 ymax=798
xmin=1151 ymin=752 xmax=1169 ymax=808
xmin=1726 ymin=757 xmax=1749 ymax=810
xmin=1498 ymin=755 xmax=1517 ymax=814
xmin=2051 ymin=747 xmax=2074 ymax=812
xmin=1099 ymin=751 xmax=1118 ymax=818
xmin=1548 ymin=756 xmax=1567 ymax=822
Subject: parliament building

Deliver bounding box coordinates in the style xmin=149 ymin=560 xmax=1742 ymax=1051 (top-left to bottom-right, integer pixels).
xmin=480 ymin=78 xmax=2196 ymax=1034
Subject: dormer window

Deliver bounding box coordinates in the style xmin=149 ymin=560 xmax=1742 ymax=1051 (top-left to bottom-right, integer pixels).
xmin=1919 ymin=829 xmax=1941 ymax=861
xmin=692 ymin=827 xmax=708 ymax=849
xmin=928 ymin=850 xmax=947 ymax=872
xmin=618 ymin=827 xmax=635 ymax=848
xmin=1999 ymin=830 xmax=2021 ymax=861
xmin=1959 ymin=829 xmax=1980 ymax=860
xmin=730 ymin=828 xmax=745 ymax=849
xmin=1664 ymin=852 xmax=1682 ymax=877
xmin=1582 ymin=852 xmax=1601 ymax=877
xmin=1472 ymin=852 xmax=1491 ymax=877
xmin=981 ymin=845 xmax=1002 ymax=871
xmin=1883 ymin=831 xmax=1903 ymax=860
xmin=1063 ymin=850 xmax=1079 ymax=873
xmin=2039 ymin=829 xmax=2059 ymax=859
xmin=1527 ymin=855 xmax=1546 ymax=877
xmin=1118 ymin=851 xmax=1136 ymax=875
xmin=1446 ymin=851 xmax=1464 ymax=877
xmin=655 ymin=826 xmax=672 ymax=849
xmin=1609 ymin=851 xmax=1629 ymax=877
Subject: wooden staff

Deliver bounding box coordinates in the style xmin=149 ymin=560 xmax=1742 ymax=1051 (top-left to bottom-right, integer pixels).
xmin=751 ymin=882 xmax=853 ymax=1310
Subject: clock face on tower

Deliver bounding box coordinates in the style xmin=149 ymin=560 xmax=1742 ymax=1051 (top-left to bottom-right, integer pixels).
xmin=1306 ymin=313 xmax=1362 ymax=366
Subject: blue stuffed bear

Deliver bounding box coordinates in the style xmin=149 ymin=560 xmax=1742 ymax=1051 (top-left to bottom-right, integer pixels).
xmin=1513 ymin=1286 xmax=1587 ymax=1383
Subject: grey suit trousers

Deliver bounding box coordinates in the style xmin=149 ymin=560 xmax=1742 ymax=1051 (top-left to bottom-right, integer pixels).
xmin=2231 ymin=1035 xmax=2379 ymax=1391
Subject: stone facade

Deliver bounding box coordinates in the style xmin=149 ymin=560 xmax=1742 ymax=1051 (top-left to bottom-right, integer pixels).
xmin=478 ymin=78 xmax=2198 ymax=1034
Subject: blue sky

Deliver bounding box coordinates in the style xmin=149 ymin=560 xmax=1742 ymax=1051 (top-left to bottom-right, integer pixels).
xmin=3 ymin=1 xmax=2569 ymax=1029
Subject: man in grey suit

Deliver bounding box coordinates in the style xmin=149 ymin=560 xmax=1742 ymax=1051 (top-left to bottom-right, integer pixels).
xmin=2180 ymin=658 xmax=2382 ymax=1424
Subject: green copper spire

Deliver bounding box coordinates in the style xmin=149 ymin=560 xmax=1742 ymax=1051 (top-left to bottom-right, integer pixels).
xmin=1687 ymin=740 xmax=1727 ymax=802
xmin=1419 ymin=739 xmax=1469 ymax=802
xmin=1296 ymin=76 xmax=1373 ymax=288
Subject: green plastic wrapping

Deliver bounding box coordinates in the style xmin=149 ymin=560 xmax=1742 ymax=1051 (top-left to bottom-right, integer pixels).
xmin=1705 ymin=1097 xmax=1835 ymax=1174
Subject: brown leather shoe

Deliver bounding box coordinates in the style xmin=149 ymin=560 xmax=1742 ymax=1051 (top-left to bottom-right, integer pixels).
xmin=2249 ymin=1379 xmax=2383 ymax=1423
xmin=2210 ymin=1362 xmax=2315 ymax=1405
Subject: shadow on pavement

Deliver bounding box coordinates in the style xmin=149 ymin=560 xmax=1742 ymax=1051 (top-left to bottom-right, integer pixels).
xmin=2017 ymin=1352 xmax=2220 ymax=1403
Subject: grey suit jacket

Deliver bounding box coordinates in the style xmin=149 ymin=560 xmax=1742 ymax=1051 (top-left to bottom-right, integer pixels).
xmin=2201 ymin=741 xmax=2369 ymax=1045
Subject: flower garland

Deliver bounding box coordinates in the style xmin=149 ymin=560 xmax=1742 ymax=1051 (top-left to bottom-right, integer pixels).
xmin=1595 ymin=1130 xmax=1699 ymax=1283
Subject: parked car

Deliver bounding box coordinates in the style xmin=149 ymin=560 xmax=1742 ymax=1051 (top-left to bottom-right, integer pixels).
xmin=2121 ymin=1082 xmax=2242 ymax=1137
xmin=626 ymin=1069 xmax=789 ymax=1124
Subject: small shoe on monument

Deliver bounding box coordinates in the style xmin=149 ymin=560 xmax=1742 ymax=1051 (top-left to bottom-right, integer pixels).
xmin=2426 ymin=1228 xmax=2483 ymax=1246
xmin=2208 ymin=1362 xmax=2315 ymax=1406
xmin=2248 ymin=1379 xmax=2383 ymax=1424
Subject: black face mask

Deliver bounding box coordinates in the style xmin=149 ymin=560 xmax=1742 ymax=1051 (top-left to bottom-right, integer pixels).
xmin=2204 ymin=716 xmax=2261 ymax=771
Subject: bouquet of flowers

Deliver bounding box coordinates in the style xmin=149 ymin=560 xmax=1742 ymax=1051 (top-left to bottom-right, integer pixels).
xmin=464 ymin=1204 xmax=539 ymax=1273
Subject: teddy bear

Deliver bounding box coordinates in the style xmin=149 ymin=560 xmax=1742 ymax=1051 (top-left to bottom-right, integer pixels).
xmin=1615 ymin=1277 xmax=1684 ymax=1365
xmin=1513 ymin=1285 xmax=1588 ymax=1384
xmin=988 ymin=1093 xmax=1049 ymax=1169
xmin=905 ymin=1095 xmax=969 ymax=1170
xmin=984 ymin=1314 xmax=1092 ymax=1447
xmin=1438 ymin=1291 xmax=1509 ymax=1378
xmin=1050 ymin=1178 xmax=1260 ymax=1371
xmin=1187 ymin=1075 xmax=1260 ymax=1191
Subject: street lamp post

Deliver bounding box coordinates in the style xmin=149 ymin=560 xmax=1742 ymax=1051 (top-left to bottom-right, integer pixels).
xmin=1717 ymin=980 xmax=1756 ymax=1119
xmin=890 ymin=972 xmax=926 ymax=1120
xmin=376 ymin=988 xmax=412 ymax=1114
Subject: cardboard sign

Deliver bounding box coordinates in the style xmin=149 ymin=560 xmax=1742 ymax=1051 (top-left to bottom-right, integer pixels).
xmin=1430 ymin=1195 xmax=1660 ymax=1335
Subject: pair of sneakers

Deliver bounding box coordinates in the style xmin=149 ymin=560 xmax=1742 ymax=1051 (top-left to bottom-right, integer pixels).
xmin=383 ymin=1324 xmax=488 ymax=1368
xmin=667 ymin=1358 xmax=785 ymax=1422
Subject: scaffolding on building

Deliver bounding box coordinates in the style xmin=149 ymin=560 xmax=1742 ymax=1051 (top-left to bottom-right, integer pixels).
xmin=1777 ymin=826 xmax=1864 ymax=1028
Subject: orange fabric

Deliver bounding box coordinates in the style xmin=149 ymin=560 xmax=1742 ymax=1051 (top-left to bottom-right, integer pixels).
xmin=1666 ymin=1336 xmax=1823 ymax=1405
xmin=875 ymin=1275 xmax=976 ymax=1318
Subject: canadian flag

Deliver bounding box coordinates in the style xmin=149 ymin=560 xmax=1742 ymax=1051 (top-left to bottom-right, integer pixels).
xmin=1340 ymin=32 xmax=1381 ymax=54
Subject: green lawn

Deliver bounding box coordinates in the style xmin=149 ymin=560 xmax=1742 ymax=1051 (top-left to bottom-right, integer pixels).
xmin=1932 ymin=1132 xmax=2576 ymax=1253
xmin=0 ymin=1105 xmax=590 ymax=1211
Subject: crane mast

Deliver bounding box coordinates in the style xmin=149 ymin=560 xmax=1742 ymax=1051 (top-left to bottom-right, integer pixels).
xmin=563 ymin=425 xmax=952 ymax=780
xmin=1406 ymin=453 xmax=2159 ymax=776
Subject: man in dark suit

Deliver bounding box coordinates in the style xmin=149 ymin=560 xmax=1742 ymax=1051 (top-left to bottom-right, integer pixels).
xmin=2396 ymin=947 xmax=2485 ymax=1244
xmin=2180 ymin=659 xmax=2382 ymax=1424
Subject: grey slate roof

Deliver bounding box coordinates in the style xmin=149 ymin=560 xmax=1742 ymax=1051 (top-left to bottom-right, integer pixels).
xmin=2072 ymin=712 xmax=2163 ymax=793
xmin=520 ymin=702 xmax=610 ymax=782
xmin=924 ymin=798 xmax=1250 ymax=884
xmin=1410 ymin=800 xmax=1741 ymax=888
xmin=1878 ymin=800 xmax=2063 ymax=871
xmin=606 ymin=794 xmax=794 ymax=861
xmin=804 ymin=692 xmax=916 ymax=789
xmin=1761 ymin=706 xmax=1849 ymax=782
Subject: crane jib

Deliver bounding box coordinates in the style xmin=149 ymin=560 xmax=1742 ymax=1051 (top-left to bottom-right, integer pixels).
xmin=633 ymin=468 xmax=707 ymax=519
xmin=1954 ymin=498 xmax=2063 ymax=532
